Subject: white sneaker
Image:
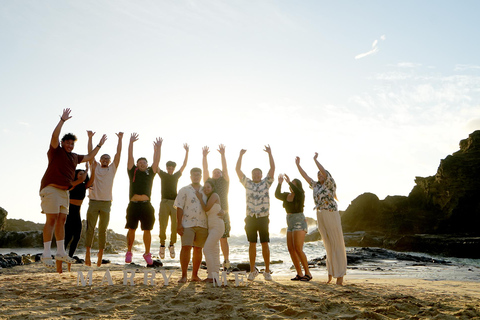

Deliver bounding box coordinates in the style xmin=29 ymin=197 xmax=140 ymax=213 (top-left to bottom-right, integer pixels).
xmin=169 ymin=245 xmax=175 ymax=259
xmin=159 ymin=246 xmax=165 ymax=259
xmin=55 ymin=254 xmax=76 ymax=264
xmin=263 ymin=272 xmax=272 ymax=281
xmin=248 ymin=270 xmax=259 ymax=281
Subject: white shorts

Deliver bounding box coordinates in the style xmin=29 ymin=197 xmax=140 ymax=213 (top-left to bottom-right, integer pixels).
xmin=40 ymin=186 xmax=69 ymax=214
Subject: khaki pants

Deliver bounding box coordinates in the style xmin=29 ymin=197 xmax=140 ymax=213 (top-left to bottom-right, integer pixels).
xmin=159 ymin=199 xmax=177 ymax=245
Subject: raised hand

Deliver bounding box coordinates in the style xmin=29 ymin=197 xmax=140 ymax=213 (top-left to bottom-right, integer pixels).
xmin=87 ymin=130 xmax=95 ymax=138
xmin=153 ymin=137 xmax=163 ymax=149
xmin=278 ymin=174 xmax=284 ymax=184
xmin=61 ymin=108 xmax=72 ymax=122
xmin=264 ymin=144 xmax=272 ymax=154
xmin=295 ymin=156 xmax=301 ymax=165
xmin=98 ymin=134 xmax=107 ymax=146
xmin=314 ymin=152 xmax=318 ymax=161
xmin=218 ymin=144 xmax=226 ymax=155
xmin=284 ymin=174 xmax=291 ymax=183
xmin=184 ymin=143 xmax=189 ymax=152
xmin=202 ymin=146 xmax=210 ymax=157
xmin=239 ymin=149 xmax=247 ymax=156
xmin=130 ymin=133 xmax=139 ymax=143
xmin=116 ymin=132 xmax=124 ymax=139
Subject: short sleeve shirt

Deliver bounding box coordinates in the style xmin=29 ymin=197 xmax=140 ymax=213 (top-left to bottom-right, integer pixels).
xmin=174 ymin=185 xmax=208 ymax=228
xmin=240 ymin=175 xmax=274 ymax=217
xmin=40 ymin=145 xmax=84 ymax=191
xmin=212 ymin=176 xmax=229 ymax=211
xmin=128 ymin=166 xmax=155 ymax=199
xmin=310 ymin=171 xmax=338 ymax=212
xmin=158 ymin=170 xmax=182 ymax=200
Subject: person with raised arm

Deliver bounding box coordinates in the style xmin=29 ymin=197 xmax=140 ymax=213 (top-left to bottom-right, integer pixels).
xmin=39 ymin=108 xmax=106 ymax=271
xmin=157 ymin=143 xmax=189 ymax=260
xmin=236 ymin=145 xmax=275 ymax=281
xmin=84 ymin=130 xmax=124 ymax=267
xmin=295 ymin=153 xmax=347 ymax=285
xmin=202 ymin=144 xmax=231 ymax=270
xmin=275 ymin=173 xmax=312 ymax=281
xmin=124 ymin=133 xmax=162 ymax=266
xmin=195 ymin=179 xmax=225 ymax=282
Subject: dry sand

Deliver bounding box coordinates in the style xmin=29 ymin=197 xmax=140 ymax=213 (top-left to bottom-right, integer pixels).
xmin=1 ymin=263 xmax=479 ymax=319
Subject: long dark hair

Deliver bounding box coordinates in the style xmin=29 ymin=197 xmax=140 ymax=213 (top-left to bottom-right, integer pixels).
xmin=292 ymin=178 xmax=304 ymax=194
xmin=205 ymin=179 xmax=216 ymax=198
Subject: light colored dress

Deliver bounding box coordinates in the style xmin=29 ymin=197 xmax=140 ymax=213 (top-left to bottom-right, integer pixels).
xmin=203 ymin=203 xmax=225 ymax=278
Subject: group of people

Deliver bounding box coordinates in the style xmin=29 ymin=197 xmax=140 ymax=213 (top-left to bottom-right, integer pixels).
xmin=39 ymin=109 xmax=347 ymax=285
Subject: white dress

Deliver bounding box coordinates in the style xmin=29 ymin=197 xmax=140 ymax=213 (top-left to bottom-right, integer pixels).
xmin=203 ymin=203 xmax=225 ymax=279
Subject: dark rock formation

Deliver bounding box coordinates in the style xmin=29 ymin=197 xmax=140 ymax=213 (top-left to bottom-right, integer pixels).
xmin=340 ymin=130 xmax=480 ymax=258
xmin=0 ymin=207 xmax=7 ymax=231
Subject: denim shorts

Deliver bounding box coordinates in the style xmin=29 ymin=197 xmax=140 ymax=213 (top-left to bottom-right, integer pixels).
xmin=286 ymin=212 xmax=308 ymax=232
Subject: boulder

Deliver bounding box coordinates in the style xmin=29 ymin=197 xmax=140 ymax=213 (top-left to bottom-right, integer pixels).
xmin=0 ymin=207 xmax=7 ymax=231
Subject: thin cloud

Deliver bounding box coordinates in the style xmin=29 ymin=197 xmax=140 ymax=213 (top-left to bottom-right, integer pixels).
xmin=18 ymin=121 xmax=30 ymax=127
xmin=355 ymin=35 xmax=386 ymax=60
xmin=454 ymin=64 xmax=480 ymax=71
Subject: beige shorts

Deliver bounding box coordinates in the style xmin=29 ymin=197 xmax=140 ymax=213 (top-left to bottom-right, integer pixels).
xmin=40 ymin=186 xmax=69 ymax=214
xmin=181 ymin=227 xmax=208 ymax=248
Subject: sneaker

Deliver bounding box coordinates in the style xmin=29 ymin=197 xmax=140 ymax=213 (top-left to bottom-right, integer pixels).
xmin=41 ymin=256 xmax=55 ymax=269
xmin=143 ymin=253 xmax=153 ymax=265
xmin=125 ymin=251 xmax=133 ymax=263
xmin=169 ymin=245 xmax=175 ymax=259
xmin=248 ymin=269 xmax=259 ymax=281
xmin=55 ymin=254 xmax=76 ymax=264
xmin=263 ymin=272 xmax=272 ymax=281
xmin=159 ymin=245 xmax=165 ymax=259
xmin=223 ymin=260 xmax=231 ymax=269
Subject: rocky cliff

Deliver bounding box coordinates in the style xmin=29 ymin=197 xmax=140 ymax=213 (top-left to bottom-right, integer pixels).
xmin=340 ymin=130 xmax=480 ymax=258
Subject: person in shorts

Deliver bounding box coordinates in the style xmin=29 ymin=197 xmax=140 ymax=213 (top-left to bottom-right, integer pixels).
xmin=235 ymin=145 xmax=275 ymax=281
xmin=124 ymin=133 xmax=162 ymax=266
xmin=174 ymin=168 xmax=208 ymax=283
xmin=39 ymin=108 xmax=106 ymax=271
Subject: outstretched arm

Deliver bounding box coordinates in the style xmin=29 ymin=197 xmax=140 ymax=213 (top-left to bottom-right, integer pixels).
xmin=295 ymin=156 xmax=313 ymax=184
xmin=51 ymin=108 xmax=72 ymax=149
xmin=85 ymin=162 xmax=95 ymax=189
xmin=236 ymin=149 xmax=247 ymax=180
xmin=264 ymin=144 xmax=275 ymax=179
xmin=202 ymin=146 xmax=210 ymax=182
xmin=113 ymin=132 xmax=124 ymax=168
xmin=313 ymin=152 xmax=327 ymax=179
xmin=275 ymin=174 xmax=287 ymax=201
xmin=87 ymin=130 xmax=95 ymax=165
xmin=178 ymin=143 xmax=189 ymax=174
xmin=152 ymin=137 xmax=163 ymax=174
xmin=218 ymin=144 xmax=229 ymax=182
xmin=82 ymin=134 xmax=107 ymax=163
xmin=127 ymin=133 xmax=139 ymax=170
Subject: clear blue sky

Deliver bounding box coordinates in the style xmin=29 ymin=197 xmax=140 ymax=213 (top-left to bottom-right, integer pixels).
xmin=1 ymin=1 xmax=479 ymax=236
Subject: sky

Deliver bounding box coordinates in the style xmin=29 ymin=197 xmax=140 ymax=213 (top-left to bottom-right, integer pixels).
xmin=1 ymin=0 xmax=480 ymax=237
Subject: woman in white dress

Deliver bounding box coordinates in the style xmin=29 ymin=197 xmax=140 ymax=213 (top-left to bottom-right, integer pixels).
xmin=196 ymin=179 xmax=225 ymax=282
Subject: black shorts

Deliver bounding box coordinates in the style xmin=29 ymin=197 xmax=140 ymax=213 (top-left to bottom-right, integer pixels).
xmin=125 ymin=201 xmax=155 ymax=231
xmin=245 ymin=215 xmax=270 ymax=243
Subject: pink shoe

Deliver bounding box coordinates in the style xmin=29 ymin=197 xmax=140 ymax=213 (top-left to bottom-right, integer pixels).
xmin=143 ymin=253 xmax=153 ymax=265
xmin=125 ymin=251 xmax=133 ymax=263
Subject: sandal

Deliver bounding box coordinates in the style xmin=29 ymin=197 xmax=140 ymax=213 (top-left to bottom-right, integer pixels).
xmin=41 ymin=256 xmax=55 ymax=269
xmin=291 ymin=274 xmax=302 ymax=281
xmin=300 ymin=274 xmax=312 ymax=281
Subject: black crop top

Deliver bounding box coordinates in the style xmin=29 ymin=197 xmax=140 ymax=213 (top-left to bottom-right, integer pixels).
xmin=275 ymin=181 xmax=305 ymax=213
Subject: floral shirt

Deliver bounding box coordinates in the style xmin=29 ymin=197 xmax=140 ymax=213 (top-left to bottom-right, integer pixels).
xmin=240 ymin=175 xmax=274 ymax=217
xmin=174 ymin=185 xmax=208 ymax=228
xmin=310 ymin=171 xmax=338 ymax=212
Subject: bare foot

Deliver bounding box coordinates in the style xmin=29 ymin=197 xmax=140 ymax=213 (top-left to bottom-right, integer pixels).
xmin=96 ymin=251 xmax=103 ymax=267
xmin=191 ymin=276 xmax=202 ymax=282
xmin=85 ymin=256 xmax=91 ymax=267
xmin=178 ymin=277 xmax=188 ymax=283
xmin=336 ymin=277 xmax=344 ymax=286
xmin=326 ymin=275 xmax=332 ymax=284
xmin=203 ymin=278 xmax=213 ymax=283
xmin=56 ymin=260 xmax=63 ymax=274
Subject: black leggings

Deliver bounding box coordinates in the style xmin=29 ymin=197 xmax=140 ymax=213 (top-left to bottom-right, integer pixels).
xmin=65 ymin=204 xmax=82 ymax=257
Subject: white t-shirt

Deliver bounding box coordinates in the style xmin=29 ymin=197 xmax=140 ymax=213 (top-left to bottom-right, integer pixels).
xmin=88 ymin=162 xmax=117 ymax=201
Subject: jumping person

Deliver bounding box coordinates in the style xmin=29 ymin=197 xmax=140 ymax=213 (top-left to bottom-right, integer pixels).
xmin=84 ymin=130 xmax=123 ymax=267
xmin=236 ymin=145 xmax=275 ymax=281
xmin=40 ymin=108 xmax=106 ymax=271
xmin=296 ymin=153 xmax=347 ymax=285
xmin=124 ymin=133 xmax=162 ymax=266
xmin=202 ymin=144 xmax=231 ymax=269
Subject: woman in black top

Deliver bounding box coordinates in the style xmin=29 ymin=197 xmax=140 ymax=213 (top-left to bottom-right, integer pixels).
xmin=65 ymin=166 xmax=94 ymax=271
xmin=275 ymin=174 xmax=312 ymax=281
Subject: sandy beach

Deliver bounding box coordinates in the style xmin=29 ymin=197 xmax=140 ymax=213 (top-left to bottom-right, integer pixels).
xmin=1 ymin=263 xmax=479 ymax=319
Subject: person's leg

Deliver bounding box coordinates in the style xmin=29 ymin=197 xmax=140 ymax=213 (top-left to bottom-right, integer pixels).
xmin=260 ymin=242 xmax=270 ymax=273
xmin=68 ymin=208 xmax=82 ymax=258
xmin=322 ymin=211 xmax=347 ymax=285
xmin=287 ymin=231 xmax=303 ymax=276
xmin=168 ymin=200 xmax=177 ymax=246
xmin=64 ymin=213 xmax=74 ymax=254
xmin=96 ymin=208 xmax=110 ymax=267
xmin=258 ymin=217 xmax=271 ymax=273
xmin=220 ymin=211 xmax=230 ymax=265
xmin=55 ymin=213 xmax=68 ymax=256
xmin=249 ymin=242 xmax=257 ymax=273
xmin=43 ymin=214 xmax=58 ymax=257
xmin=293 ymin=230 xmax=311 ymax=277
xmin=158 ymin=200 xmax=169 ymax=247
xmin=143 ymin=230 xmax=151 ymax=254
xmin=191 ymin=246 xmax=203 ymax=281
xmin=127 ymin=228 xmax=136 ymax=252
xmin=85 ymin=202 xmax=100 ymax=266
xmin=179 ymin=245 xmax=192 ymax=283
